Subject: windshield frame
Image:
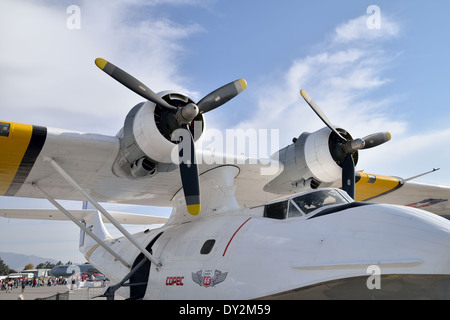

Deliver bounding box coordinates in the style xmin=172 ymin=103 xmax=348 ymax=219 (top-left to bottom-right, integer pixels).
xmin=289 ymin=189 xmax=352 ymax=217
xmin=263 ymin=188 xmax=353 ymax=220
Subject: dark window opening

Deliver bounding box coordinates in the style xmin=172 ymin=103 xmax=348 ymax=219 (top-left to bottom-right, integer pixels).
xmin=200 ymin=239 xmax=216 ymax=255
xmin=129 ymin=232 xmax=163 ymax=300
xmin=0 ymin=123 xmax=10 ymax=137
xmin=263 ymin=200 xmax=288 ymax=220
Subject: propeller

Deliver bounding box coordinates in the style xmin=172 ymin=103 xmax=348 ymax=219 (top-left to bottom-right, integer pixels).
xmin=300 ymin=89 xmax=391 ymax=199
xmin=95 ymin=58 xmax=246 ymax=215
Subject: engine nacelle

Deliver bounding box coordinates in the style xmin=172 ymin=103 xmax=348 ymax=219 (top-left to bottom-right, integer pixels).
xmin=264 ymin=127 xmax=356 ymax=194
xmin=112 ymin=92 xmax=205 ymax=179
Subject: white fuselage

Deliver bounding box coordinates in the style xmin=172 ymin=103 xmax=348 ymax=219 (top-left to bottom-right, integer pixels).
xmin=85 ymin=193 xmax=450 ymax=300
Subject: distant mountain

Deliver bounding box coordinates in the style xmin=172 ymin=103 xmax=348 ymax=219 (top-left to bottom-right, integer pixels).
xmin=0 ymin=251 xmax=58 ymax=271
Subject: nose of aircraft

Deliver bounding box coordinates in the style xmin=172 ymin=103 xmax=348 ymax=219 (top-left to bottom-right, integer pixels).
xmin=292 ymin=203 xmax=450 ymax=299
xmin=340 ymin=203 xmax=450 ymax=274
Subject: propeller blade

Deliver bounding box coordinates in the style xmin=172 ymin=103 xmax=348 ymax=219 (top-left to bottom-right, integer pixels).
xmin=197 ymin=79 xmax=247 ymax=114
xmin=177 ymin=125 xmax=201 ymax=215
xmin=342 ymin=153 xmax=355 ymax=200
xmin=362 ymin=132 xmax=391 ymax=149
xmin=95 ymin=58 xmax=177 ymax=112
xmin=300 ymin=89 xmax=347 ymax=142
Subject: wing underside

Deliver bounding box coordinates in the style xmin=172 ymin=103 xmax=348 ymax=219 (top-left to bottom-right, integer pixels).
xmin=0 ymin=208 xmax=168 ymax=225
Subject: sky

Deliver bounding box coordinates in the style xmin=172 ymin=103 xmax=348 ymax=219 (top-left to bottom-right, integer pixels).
xmin=1 ymin=0 xmax=450 ymax=264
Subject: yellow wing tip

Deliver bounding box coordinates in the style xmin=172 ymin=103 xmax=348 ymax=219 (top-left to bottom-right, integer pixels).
xmin=95 ymin=58 xmax=108 ymax=70
xmin=187 ymin=204 xmax=201 ymax=215
xmin=386 ymin=132 xmax=392 ymax=141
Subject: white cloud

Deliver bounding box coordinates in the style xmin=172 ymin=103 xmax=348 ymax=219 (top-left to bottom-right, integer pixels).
xmin=223 ymin=13 xmax=422 ymax=181
xmin=0 ymin=0 xmax=205 ymax=262
xmin=0 ymin=0 xmax=204 ymax=134
xmin=333 ymin=14 xmax=400 ymax=45
xmin=232 ymin=16 xmax=404 ymax=141
xmin=226 ymin=12 xmax=450 ymax=185
xmin=130 ymin=0 xmax=215 ymax=6
xmin=358 ymin=127 xmax=450 ymax=184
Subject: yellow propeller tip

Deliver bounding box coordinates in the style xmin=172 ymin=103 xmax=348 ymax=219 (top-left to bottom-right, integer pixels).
xmin=386 ymin=132 xmax=392 ymax=141
xmin=95 ymin=58 xmax=108 ymax=70
xmin=238 ymin=79 xmax=247 ymax=91
xmin=300 ymin=89 xmax=307 ymax=98
xmin=187 ymin=204 xmax=201 ymax=215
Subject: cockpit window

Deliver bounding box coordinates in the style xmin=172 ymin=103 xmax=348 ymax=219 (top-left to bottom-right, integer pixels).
xmin=291 ymin=189 xmax=349 ymax=215
xmin=264 ymin=200 xmax=288 ymax=220
xmin=288 ymin=200 xmax=303 ymax=218
xmin=263 ymin=189 xmax=351 ymax=220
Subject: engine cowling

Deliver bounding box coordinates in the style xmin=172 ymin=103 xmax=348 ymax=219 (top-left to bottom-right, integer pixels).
xmin=263 ymin=127 xmax=357 ymax=194
xmin=112 ymin=91 xmax=205 ymax=179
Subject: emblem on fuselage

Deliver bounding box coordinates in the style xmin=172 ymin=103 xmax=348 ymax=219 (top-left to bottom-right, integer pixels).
xmin=191 ymin=269 xmax=228 ymax=287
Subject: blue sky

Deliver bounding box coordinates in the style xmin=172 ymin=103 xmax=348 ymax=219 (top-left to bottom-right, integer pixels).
xmin=1 ymin=0 xmax=449 ymax=264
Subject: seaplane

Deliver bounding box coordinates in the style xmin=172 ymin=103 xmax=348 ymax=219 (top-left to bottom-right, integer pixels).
xmin=1 ymin=58 xmax=449 ymax=300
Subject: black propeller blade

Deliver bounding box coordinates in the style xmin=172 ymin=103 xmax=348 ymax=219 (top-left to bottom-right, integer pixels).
xmin=95 ymin=57 xmax=246 ymax=215
xmin=300 ymin=89 xmax=391 ymax=199
xmin=362 ymin=132 xmax=392 ymax=149
xmin=197 ymin=79 xmax=247 ymax=114
xmin=342 ymin=153 xmax=356 ymax=199
xmin=95 ymin=58 xmax=177 ymax=112
xmin=176 ymin=125 xmax=201 ymax=215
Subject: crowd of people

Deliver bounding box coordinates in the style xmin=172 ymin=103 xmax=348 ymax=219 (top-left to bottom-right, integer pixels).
xmin=1 ymin=277 xmax=69 ymax=293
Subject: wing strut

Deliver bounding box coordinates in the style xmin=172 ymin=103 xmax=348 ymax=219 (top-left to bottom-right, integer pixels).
xmin=32 ymin=183 xmax=130 ymax=268
xmin=42 ymin=157 xmax=162 ymax=270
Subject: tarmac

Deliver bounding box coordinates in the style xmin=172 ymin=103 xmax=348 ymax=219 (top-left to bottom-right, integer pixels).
xmin=0 ymin=284 xmax=107 ymax=300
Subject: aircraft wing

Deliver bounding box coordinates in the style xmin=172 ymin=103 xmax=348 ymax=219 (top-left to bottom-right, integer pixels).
xmin=1 ymin=122 xmax=448 ymax=217
xmin=0 ymin=209 xmax=168 ymax=225
xmin=355 ymin=172 xmax=450 ymax=216
xmin=0 ymin=122 xmax=281 ymax=208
